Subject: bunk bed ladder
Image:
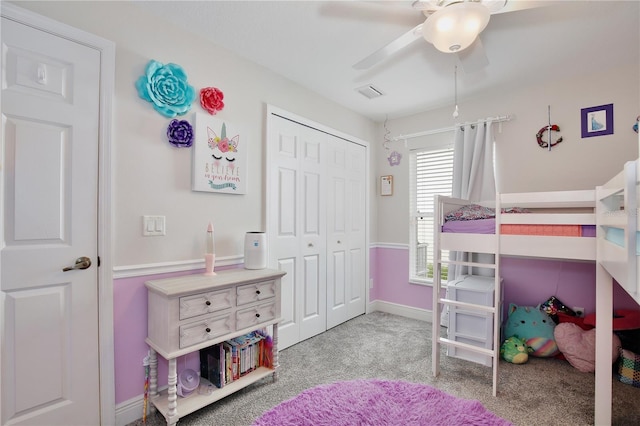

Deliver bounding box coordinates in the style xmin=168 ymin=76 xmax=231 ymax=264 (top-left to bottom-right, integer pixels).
xmin=431 ymin=195 xmax=502 ymax=397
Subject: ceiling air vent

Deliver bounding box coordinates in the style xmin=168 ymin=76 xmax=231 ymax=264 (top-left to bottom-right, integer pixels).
xmin=356 ymin=84 xmax=384 ymax=99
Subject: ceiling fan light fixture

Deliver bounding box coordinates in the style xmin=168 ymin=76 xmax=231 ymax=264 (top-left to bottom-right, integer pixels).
xmin=423 ymin=2 xmax=490 ymax=53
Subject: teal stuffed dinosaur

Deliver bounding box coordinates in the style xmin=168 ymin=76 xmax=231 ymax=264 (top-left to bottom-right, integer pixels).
xmin=500 ymin=336 xmax=532 ymax=364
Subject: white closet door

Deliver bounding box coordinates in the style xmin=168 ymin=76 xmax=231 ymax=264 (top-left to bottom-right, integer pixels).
xmin=346 ymin=142 xmax=367 ymax=320
xmin=268 ymin=115 xmax=327 ymax=350
xmin=327 ymin=137 xmax=366 ymax=329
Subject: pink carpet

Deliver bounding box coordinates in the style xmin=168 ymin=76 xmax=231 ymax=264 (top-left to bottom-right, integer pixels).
xmin=253 ymin=379 xmax=512 ymax=425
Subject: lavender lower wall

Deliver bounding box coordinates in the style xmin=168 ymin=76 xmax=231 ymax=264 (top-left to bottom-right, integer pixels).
xmin=114 ymin=247 xmax=639 ymax=405
xmin=369 ymin=246 xmax=640 ymax=319
xmin=370 ymin=247 xmax=431 ymax=310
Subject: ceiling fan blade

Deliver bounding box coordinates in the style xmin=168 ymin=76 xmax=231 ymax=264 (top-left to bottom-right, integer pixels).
xmin=456 ymin=37 xmax=489 ymax=73
xmin=492 ymin=0 xmax=551 ymax=14
xmin=412 ymin=0 xmax=548 ymax=14
xmin=353 ymin=24 xmax=423 ymax=70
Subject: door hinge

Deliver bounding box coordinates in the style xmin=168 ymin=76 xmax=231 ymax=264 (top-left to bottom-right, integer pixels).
xmin=97 ymin=256 xmax=101 ymax=267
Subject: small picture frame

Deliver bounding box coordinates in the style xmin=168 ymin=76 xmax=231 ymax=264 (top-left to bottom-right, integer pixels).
xmin=381 ymin=175 xmax=393 ymax=196
xmin=581 ymin=103 xmax=614 ymax=138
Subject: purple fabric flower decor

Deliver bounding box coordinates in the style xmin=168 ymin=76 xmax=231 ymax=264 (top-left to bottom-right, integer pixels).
xmin=167 ymin=119 xmax=194 ymax=148
xmin=135 ymin=60 xmax=195 ymax=118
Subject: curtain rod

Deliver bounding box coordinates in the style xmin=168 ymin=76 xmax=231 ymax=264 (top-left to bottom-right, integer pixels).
xmin=390 ymin=114 xmax=513 ymax=142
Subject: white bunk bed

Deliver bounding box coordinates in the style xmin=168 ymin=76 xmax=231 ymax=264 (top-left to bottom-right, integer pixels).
xmin=431 ymin=190 xmax=597 ymax=397
xmin=594 ymin=159 xmax=639 ymax=425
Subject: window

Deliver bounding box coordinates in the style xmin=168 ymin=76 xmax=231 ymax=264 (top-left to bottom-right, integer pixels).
xmin=409 ymin=138 xmax=454 ymax=284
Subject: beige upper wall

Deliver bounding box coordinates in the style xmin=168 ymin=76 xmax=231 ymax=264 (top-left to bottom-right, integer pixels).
xmin=11 ymin=2 xmax=639 ymax=256
xmin=376 ymin=62 xmax=639 ymax=244
xmin=12 ymin=1 xmax=377 ymax=267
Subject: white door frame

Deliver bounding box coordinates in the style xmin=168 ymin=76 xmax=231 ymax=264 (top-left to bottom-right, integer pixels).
xmin=1 ymin=4 xmax=116 ymax=424
xmin=265 ymin=105 xmax=371 ymax=341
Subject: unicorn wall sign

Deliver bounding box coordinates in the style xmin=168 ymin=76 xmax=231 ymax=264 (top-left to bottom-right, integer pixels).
xmin=192 ymin=113 xmax=247 ymax=194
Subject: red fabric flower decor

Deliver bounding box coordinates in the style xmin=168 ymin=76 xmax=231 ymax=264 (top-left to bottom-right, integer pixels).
xmin=200 ymin=87 xmax=224 ymax=115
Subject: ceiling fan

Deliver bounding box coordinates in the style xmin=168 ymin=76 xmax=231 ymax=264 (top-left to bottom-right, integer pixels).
xmin=353 ymin=0 xmax=543 ymax=73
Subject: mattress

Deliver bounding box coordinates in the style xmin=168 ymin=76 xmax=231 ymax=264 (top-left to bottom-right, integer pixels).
xmin=442 ymin=219 xmax=596 ymax=237
xmin=442 ymin=218 xmax=495 ymax=234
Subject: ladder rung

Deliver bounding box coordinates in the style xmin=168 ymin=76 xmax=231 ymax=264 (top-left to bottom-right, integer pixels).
xmin=437 ymin=337 xmax=496 ymax=357
xmin=436 ymin=260 xmax=497 ymax=269
xmin=438 ymin=298 xmax=496 ymax=313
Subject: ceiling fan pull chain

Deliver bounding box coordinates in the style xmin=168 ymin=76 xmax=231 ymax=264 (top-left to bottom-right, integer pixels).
xmin=453 ymin=65 xmax=459 ymax=118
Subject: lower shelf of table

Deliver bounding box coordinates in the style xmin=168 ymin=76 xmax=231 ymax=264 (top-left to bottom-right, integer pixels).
xmin=151 ymin=366 xmax=276 ymax=420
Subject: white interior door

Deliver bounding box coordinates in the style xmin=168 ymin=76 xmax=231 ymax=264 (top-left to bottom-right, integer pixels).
xmin=1 ymin=16 xmax=102 ymax=425
xmin=268 ymin=115 xmax=327 ymax=350
xmin=327 ymin=137 xmax=366 ymax=329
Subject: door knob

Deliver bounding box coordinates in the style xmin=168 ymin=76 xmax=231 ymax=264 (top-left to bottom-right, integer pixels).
xmin=63 ymin=256 xmax=92 ymax=272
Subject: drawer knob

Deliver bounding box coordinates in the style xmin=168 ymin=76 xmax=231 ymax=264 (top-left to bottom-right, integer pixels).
xmin=255 ymin=313 xmax=261 ymax=318
xmin=205 ymin=300 xmax=211 ymax=306
xmin=205 ymin=327 xmax=211 ymax=333
xmin=256 ymin=290 xmax=261 ymax=295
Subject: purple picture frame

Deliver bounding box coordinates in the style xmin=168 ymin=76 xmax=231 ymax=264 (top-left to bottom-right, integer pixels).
xmin=581 ymin=103 xmax=614 ymax=138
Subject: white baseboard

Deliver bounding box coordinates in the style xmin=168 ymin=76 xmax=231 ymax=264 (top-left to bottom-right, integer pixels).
xmin=115 ymin=386 xmax=168 ymax=426
xmin=115 ymin=394 xmax=143 ymax=426
xmin=368 ymin=300 xmax=433 ymax=323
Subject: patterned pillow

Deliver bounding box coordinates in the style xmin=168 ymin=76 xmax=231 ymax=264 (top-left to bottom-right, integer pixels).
xmin=502 ymin=207 xmax=530 ymax=214
xmin=444 ymin=205 xmax=530 ymax=222
xmin=618 ymin=349 xmax=640 ymax=387
xmin=444 ymin=204 xmax=495 ymax=222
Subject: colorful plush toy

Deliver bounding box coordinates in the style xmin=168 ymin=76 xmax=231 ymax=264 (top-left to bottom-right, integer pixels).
xmin=539 ymin=295 xmax=576 ymax=324
xmin=500 ymin=336 xmax=531 ymax=364
xmin=504 ymin=304 xmax=559 ymax=357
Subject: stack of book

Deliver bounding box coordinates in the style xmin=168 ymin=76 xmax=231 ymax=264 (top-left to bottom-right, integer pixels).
xmin=199 ymin=330 xmax=273 ymax=388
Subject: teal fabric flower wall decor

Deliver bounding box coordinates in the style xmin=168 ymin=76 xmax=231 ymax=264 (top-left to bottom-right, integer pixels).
xmin=135 ymin=60 xmax=195 ymax=118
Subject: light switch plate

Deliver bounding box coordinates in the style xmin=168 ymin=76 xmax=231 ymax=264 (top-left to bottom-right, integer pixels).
xmin=143 ymin=215 xmax=166 ymax=236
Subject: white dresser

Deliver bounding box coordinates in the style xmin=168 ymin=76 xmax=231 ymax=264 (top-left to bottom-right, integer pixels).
xmin=145 ymin=268 xmax=285 ymax=426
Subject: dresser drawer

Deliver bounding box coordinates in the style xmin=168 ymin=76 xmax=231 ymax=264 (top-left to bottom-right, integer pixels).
xmin=237 ymin=280 xmax=276 ymax=306
xmin=236 ymin=301 xmax=276 ymax=330
xmin=179 ymin=288 xmax=234 ymax=320
xmin=179 ymin=313 xmax=233 ymax=348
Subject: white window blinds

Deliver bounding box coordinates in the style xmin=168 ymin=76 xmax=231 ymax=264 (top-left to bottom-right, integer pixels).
xmin=410 ymin=145 xmax=454 ymax=283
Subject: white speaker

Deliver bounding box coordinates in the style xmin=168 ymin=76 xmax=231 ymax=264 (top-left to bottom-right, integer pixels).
xmin=244 ymin=232 xmax=267 ymax=269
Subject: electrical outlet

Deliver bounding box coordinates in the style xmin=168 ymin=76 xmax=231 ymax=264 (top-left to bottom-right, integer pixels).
xmin=573 ymin=307 xmax=584 ymax=318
